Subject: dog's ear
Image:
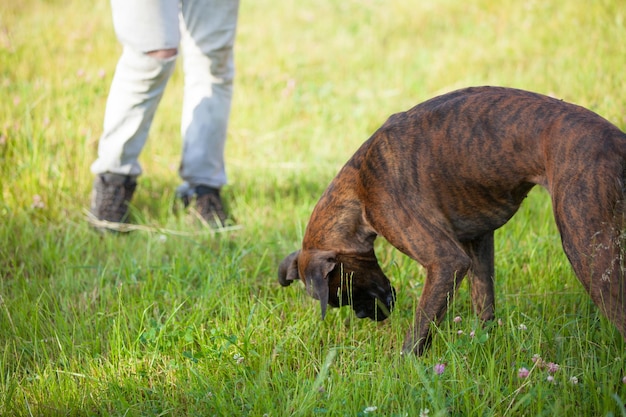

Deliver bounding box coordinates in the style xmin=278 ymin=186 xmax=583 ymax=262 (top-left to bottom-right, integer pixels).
xmin=278 ymin=251 xmax=300 ymax=286
xmin=303 ymin=250 xmax=337 ymax=320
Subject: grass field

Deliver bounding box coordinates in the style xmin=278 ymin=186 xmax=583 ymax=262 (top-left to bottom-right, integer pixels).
xmin=2 ymin=0 xmax=626 ymax=415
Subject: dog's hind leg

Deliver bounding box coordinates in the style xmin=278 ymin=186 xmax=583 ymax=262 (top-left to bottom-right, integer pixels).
xmin=463 ymin=232 xmax=496 ymax=322
xmin=551 ymin=169 xmax=626 ymax=341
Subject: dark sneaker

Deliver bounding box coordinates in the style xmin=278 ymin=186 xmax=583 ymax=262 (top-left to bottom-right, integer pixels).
xmin=195 ymin=186 xmax=229 ymax=227
xmin=176 ymin=183 xmax=230 ymax=228
xmin=90 ymin=173 xmax=137 ymax=223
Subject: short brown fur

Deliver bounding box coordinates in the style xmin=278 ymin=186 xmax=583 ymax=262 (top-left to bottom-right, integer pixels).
xmin=278 ymin=86 xmax=626 ymax=355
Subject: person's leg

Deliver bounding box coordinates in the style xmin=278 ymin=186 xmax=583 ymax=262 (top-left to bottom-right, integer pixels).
xmin=91 ymin=48 xmax=177 ymax=178
xmin=90 ymin=0 xmax=180 ymax=224
xmin=176 ymin=0 xmax=240 ymax=225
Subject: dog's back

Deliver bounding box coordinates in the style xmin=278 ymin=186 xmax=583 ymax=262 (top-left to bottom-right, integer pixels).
xmin=374 ymin=86 xmax=626 ymax=189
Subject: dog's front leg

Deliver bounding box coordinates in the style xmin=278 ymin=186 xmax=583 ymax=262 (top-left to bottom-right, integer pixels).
xmin=464 ymin=233 xmax=496 ymax=322
xmin=402 ymin=255 xmax=471 ymax=355
xmin=367 ymin=202 xmax=473 ymax=355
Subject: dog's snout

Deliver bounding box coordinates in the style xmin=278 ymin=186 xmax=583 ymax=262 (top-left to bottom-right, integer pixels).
xmin=376 ymin=288 xmax=395 ymax=318
xmin=387 ymin=287 xmax=397 ymax=308
xmin=352 ymin=286 xmax=396 ymax=322
xmin=378 ymin=286 xmax=396 ymax=310
xmin=355 ymin=309 xmax=369 ymax=319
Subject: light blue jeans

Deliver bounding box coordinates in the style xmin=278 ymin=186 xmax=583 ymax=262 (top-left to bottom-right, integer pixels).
xmin=91 ymin=0 xmax=240 ymax=191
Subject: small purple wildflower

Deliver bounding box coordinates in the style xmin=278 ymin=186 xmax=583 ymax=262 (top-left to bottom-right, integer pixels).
xmin=547 ymin=362 xmax=560 ymax=374
xmin=518 ymin=367 xmax=530 ymax=379
xmin=434 ymin=363 xmax=446 ymax=375
xmin=453 ymin=316 xmax=462 ymax=323
xmin=546 ymin=375 xmax=555 ymax=383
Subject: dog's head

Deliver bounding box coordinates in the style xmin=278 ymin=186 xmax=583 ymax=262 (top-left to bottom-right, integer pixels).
xmin=278 ymin=249 xmax=396 ymax=321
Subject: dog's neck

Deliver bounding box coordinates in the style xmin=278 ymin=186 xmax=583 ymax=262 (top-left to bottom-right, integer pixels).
xmin=303 ymin=162 xmax=377 ymax=254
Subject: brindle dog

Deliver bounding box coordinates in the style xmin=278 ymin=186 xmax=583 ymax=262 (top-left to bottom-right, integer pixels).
xmin=278 ymin=86 xmax=626 ymax=355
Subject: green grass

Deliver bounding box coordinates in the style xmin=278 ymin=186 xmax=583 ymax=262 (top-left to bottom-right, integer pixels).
xmin=1 ymin=0 xmax=626 ymax=415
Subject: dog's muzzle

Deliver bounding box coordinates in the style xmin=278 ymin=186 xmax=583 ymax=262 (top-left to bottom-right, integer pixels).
xmin=353 ymin=287 xmax=396 ymax=321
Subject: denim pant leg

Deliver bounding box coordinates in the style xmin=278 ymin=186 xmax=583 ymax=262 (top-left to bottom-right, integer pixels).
xmin=178 ymin=0 xmax=240 ymax=190
xmin=90 ymin=0 xmax=179 ymax=177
